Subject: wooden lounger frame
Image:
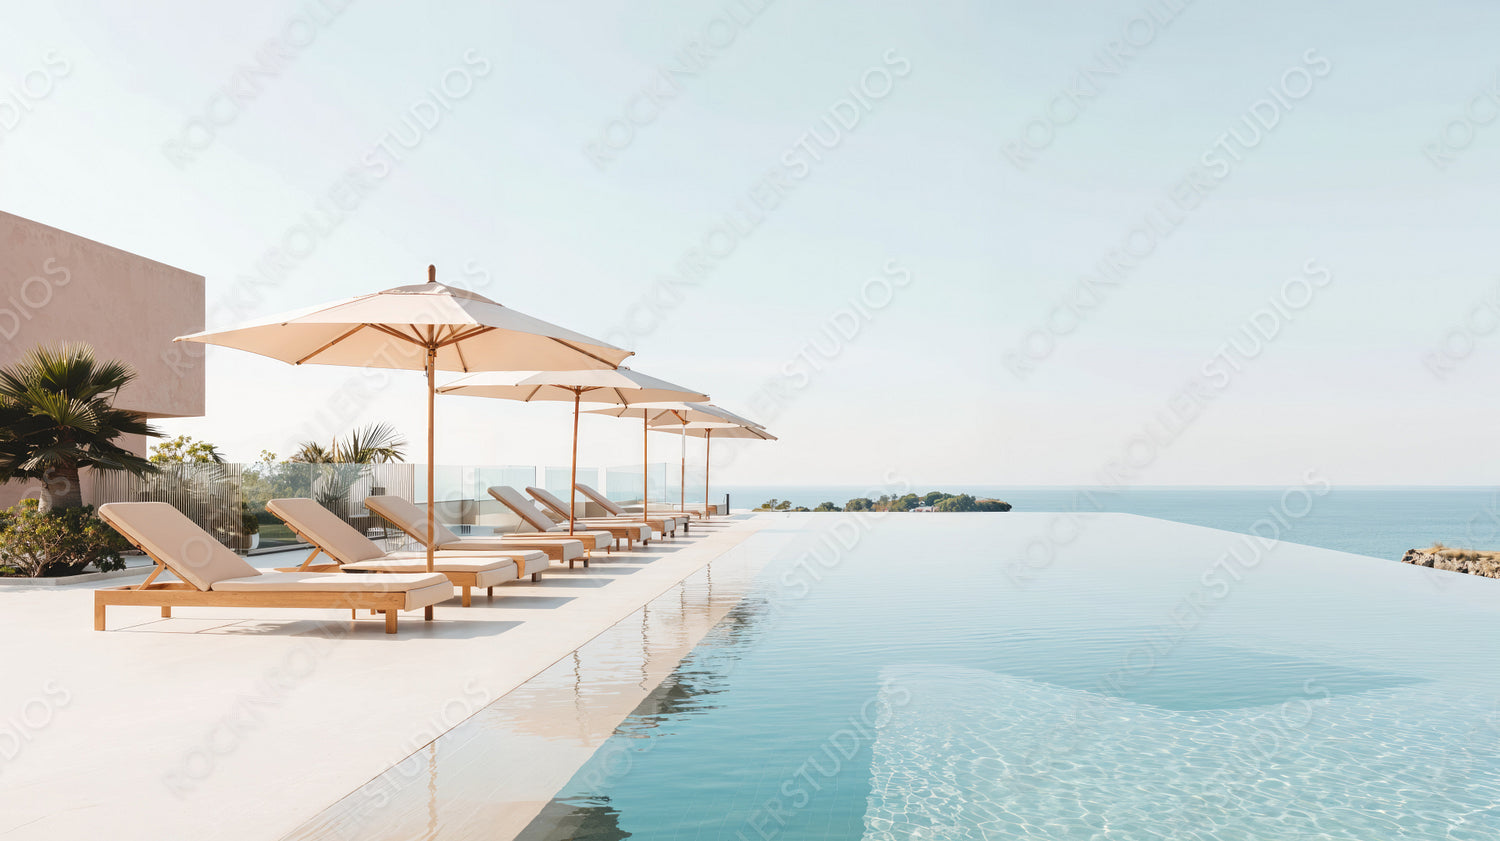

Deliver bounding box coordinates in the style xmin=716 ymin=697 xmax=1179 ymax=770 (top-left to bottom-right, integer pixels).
xmin=96 ymin=538 xmax=436 ymax=635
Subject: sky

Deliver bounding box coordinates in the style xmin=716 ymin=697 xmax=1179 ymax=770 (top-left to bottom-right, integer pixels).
xmin=3 ymin=0 xmax=1500 ymax=489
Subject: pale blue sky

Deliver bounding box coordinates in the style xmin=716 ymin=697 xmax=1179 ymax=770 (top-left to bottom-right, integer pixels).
xmin=3 ymin=1 xmax=1499 ymax=487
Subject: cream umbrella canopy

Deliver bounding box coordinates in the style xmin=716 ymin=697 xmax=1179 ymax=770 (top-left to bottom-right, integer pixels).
xmin=669 ymin=421 xmax=776 ymax=518
xmin=175 ymin=266 xmax=632 ymax=573
xmin=435 ymin=367 xmax=708 ymax=533
xmin=584 ymin=403 xmax=770 ymax=518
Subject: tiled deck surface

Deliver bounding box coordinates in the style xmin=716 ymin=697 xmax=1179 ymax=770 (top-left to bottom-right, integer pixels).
xmin=0 ymin=515 xmax=772 ymax=841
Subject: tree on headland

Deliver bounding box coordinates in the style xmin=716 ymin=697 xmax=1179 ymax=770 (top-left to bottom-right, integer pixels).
xmin=0 ymin=344 xmax=161 ymax=510
xmin=755 ymin=498 xmax=793 ymax=511
xmin=814 ymin=501 xmax=838 ymax=512
xmin=934 ymin=493 xmax=978 ymax=512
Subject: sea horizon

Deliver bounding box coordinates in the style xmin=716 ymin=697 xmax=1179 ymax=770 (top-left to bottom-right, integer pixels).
xmin=718 ymin=484 xmax=1500 ymax=563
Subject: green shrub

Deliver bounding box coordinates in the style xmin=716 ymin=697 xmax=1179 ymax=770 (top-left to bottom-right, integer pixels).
xmin=0 ymin=500 xmax=129 ymax=577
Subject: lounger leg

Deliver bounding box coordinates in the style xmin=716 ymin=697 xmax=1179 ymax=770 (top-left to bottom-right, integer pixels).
xmin=424 ymin=606 xmax=434 ymax=621
xmin=486 ymin=586 xmax=493 ymax=597
xmin=351 ymin=609 xmax=357 ymax=619
xmin=94 ymin=602 xmax=106 ymax=631
xmin=385 ymin=611 xmax=397 ymax=634
xmin=161 ymin=606 xmax=172 ymax=618
xmin=462 ymin=586 xmax=471 ymax=608
xmin=532 ymin=572 xmax=540 ymax=582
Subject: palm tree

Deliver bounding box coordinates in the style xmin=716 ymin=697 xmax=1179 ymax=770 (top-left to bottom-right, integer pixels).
xmin=289 ymin=422 xmax=407 ymax=464
xmin=289 ymin=423 xmax=407 ymax=519
xmin=0 ymin=344 xmax=161 ymax=510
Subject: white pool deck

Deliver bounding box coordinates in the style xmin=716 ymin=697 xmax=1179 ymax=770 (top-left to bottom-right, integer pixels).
xmin=0 ymin=515 xmax=772 ymax=841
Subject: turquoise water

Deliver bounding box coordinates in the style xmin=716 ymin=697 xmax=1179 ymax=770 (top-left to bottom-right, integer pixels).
xmin=519 ymin=515 xmax=1500 ymax=840
xmin=726 ymin=486 xmax=1500 ymax=561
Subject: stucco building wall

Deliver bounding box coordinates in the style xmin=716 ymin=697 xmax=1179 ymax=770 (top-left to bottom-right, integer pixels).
xmin=0 ymin=211 xmax=205 ymax=507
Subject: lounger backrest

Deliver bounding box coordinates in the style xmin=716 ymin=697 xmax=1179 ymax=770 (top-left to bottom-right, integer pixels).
xmin=98 ymin=502 xmax=260 ymax=590
xmin=487 ymin=486 xmax=559 ymax=533
xmin=574 ymin=483 xmax=625 ymax=516
xmin=364 ymin=495 xmax=465 ymax=548
xmin=525 ymin=487 xmax=573 ymax=523
xmin=266 ymin=498 xmax=386 ymax=563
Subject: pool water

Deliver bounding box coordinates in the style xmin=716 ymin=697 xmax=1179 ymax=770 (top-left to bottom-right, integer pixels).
xmin=516 ymin=514 xmax=1500 ymax=840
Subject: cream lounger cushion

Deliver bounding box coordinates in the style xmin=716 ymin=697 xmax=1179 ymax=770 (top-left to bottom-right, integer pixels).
xmin=438 ymin=537 xmax=585 ymax=561
xmin=210 ymin=572 xmax=451 ymax=610
xmin=267 ymin=497 xmax=387 ymax=562
xmin=267 ymin=497 xmax=548 ymax=577
xmin=99 ymin=501 xmax=260 ymax=590
xmin=366 ymin=495 xmax=588 ymax=561
xmin=574 ymin=484 xmax=687 ymax=530
xmin=525 ymin=487 xmax=652 ymax=541
xmin=380 ymin=550 xmax=550 ymax=577
xmin=365 ymin=495 xmax=471 ymax=547
xmin=486 ymin=486 xmax=619 ymax=548
xmin=344 ymin=558 xmax=514 ymax=588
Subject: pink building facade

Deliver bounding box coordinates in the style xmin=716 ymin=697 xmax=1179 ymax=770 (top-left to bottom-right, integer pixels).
xmin=0 ymin=211 xmax=205 ymax=507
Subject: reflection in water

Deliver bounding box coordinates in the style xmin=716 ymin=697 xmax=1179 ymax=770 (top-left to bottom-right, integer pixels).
xmin=517 ymin=797 xmax=629 ymax=841
xmin=282 ymin=544 xmax=774 ymax=841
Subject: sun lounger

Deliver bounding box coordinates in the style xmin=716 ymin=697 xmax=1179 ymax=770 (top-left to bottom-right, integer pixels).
xmin=94 ymin=502 xmax=451 ymax=634
xmin=573 ymin=483 xmax=687 ymax=536
xmin=364 ymin=495 xmax=591 ymax=568
xmin=485 ymin=486 xmax=621 ymax=553
xmin=265 ymin=498 xmax=549 ymax=607
xmin=525 ymin=486 xmax=653 ymax=548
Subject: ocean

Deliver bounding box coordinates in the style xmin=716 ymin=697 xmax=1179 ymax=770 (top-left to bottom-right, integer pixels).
xmin=717 ymin=485 xmax=1500 ymax=562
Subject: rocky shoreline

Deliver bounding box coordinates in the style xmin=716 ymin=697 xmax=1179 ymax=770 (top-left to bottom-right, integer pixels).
xmin=1400 ymin=549 xmax=1500 ymax=579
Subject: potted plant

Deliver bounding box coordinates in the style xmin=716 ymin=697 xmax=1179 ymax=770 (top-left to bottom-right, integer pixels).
xmin=242 ymin=504 xmax=261 ymax=551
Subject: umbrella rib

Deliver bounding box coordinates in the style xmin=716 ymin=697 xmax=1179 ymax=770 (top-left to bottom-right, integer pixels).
xmin=369 ymin=323 xmax=427 ymax=347
xmin=437 ymin=326 xmax=494 ymax=348
xmin=453 ymin=340 xmax=470 ymax=373
xmin=295 ymin=324 xmax=368 ymax=365
xmin=546 ymin=337 xmax=621 ymax=368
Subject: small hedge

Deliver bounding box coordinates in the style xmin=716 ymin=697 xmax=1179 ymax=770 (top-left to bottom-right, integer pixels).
xmin=0 ymin=500 xmax=129 ymax=577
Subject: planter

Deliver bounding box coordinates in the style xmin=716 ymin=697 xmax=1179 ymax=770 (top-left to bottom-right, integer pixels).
xmin=247 ymin=532 xmax=260 ymax=551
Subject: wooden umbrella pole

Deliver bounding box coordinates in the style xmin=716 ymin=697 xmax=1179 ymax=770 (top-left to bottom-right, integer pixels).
xmin=704 ymin=428 xmax=711 ymax=520
xmin=425 ymin=264 xmax=437 ymax=575
xmin=642 ymin=411 xmax=649 ymax=517
xmin=569 ymin=390 xmax=580 ymax=535
xmin=425 ymin=345 xmax=436 ymax=574
xmin=679 ymin=421 xmax=686 ymax=514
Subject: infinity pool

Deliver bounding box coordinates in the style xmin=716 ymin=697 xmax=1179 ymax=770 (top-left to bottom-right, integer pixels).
xmin=297 ymin=514 xmax=1500 ymax=839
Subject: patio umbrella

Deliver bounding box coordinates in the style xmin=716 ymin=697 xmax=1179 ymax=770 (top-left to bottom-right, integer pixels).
xmin=175 ymin=266 xmax=631 ymax=572
xmin=435 ymin=367 xmax=708 ymax=533
xmin=585 ymin=403 xmax=770 ymax=518
xmin=672 ymin=421 xmax=776 ymax=519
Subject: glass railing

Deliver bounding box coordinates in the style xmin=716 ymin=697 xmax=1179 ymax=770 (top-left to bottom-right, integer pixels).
xmin=602 ymin=462 xmax=671 ymax=506
xmin=85 ymin=461 xmax=734 ymax=553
